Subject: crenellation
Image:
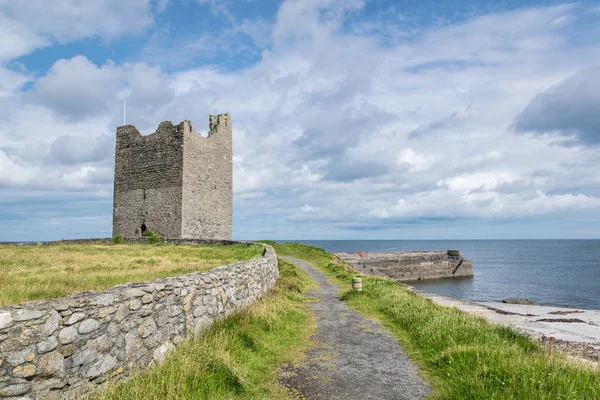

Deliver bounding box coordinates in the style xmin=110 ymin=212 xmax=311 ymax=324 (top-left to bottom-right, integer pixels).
xmin=209 ymin=113 xmax=231 ymax=136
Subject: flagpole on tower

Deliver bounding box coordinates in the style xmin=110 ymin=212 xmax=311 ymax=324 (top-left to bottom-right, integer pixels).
xmin=123 ymin=99 xmax=126 ymax=125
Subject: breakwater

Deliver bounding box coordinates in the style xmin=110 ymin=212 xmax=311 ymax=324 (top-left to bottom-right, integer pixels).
xmin=336 ymin=250 xmax=473 ymax=281
xmin=0 ymin=244 xmax=278 ymax=399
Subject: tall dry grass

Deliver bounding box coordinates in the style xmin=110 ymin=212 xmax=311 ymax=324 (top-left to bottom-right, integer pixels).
xmin=0 ymin=243 xmax=263 ymax=306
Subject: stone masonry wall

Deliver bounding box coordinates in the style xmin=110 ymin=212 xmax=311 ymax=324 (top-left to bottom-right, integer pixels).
xmin=0 ymin=245 xmax=278 ymax=399
xmin=112 ymin=114 xmax=233 ymax=241
xmin=112 ymin=121 xmax=185 ymax=239
xmin=336 ymin=250 xmax=474 ymax=281
xmin=181 ymin=113 xmax=232 ymax=240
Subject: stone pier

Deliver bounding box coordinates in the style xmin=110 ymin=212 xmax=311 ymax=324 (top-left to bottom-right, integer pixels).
xmin=336 ymin=250 xmax=474 ymax=281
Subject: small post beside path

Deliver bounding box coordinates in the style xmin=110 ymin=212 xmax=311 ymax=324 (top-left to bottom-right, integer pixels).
xmin=352 ymin=277 xmax=363 ymax=291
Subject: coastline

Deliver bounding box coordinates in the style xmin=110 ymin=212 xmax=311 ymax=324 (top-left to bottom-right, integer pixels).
xmin=303 ymin=239 xmax=600 ymax=310
xmin=412 ymin=288 xmax=600 ymax=367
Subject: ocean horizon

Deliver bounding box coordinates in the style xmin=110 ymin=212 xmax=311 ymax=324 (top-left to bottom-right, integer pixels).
xmin=279 ymin=239 xmax=600 ymax=310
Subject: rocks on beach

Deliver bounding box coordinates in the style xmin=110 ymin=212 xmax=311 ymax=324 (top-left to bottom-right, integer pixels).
xmin=502 ymin=298 xmax=540 ymax=305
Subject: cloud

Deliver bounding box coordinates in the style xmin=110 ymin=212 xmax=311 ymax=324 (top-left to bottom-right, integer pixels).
xmin=408 ymin=107 xmax=470 ymax=139
xmin=61 ymin=166 xmax=114 ymax=189
xmin=368 ymin=189 xmax=600 ymax=220
xmin=324 ymin=158 xmax=389 ymax=182
xmin=135 ymin=2 xmax=600 ymax=237
xmin=195 ymin=0 xmax=235 ymax=21
xmin=1 ymin=0 xmax=155 ymax=42
xmin=24 ymin=56 xmax=173 ymax=122
xmin=0 ymin=13 xmax=49 ymax=62
xmin=588 ymin=6 xmax=600 ymax=15
xmin=397 ymin=148 xmax=435 ymax=172
xmin=301 ymin=204 xmax=319 ymax=212
xmin=438 ymin=171 xmax=521 ymax=193
xmin=512 ymin=66 xmax=600 ymax=145
xmin=0 ymin=151 xmax=38 ymax=187
xmin=126 ymin=63 xmax=174 ymax=110
xmin=48 ymin=134 xmax=114 ymax=165
xmin=0 ymin=0 xmax=158 ymax=86
xmin=25 ymin=56 xmax=122 ymax=118
xmin=139 ymin=1 xmax=272 ymax=69
xmin=0 ymin=66 xmax=32 ymax=97
xmin=152 ymin=0 xmax=170 ymax=13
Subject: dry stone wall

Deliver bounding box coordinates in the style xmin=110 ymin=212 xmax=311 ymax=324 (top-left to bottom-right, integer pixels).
xmin=0 ymin=245 xmax=278 ymax=399
xmin=336 ymin=250 xmax=474 ymax=281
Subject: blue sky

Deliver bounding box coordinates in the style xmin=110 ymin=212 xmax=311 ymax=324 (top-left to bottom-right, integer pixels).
xmin=1 ymin=0 xmax=600 ymax=241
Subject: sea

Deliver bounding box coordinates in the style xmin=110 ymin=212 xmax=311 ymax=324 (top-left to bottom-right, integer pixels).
xmin=281 ymin=240 xmax=600 ymax=310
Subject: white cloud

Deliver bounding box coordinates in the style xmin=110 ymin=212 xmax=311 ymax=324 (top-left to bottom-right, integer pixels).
xmin=438 ymin=171 xmax=521 ymax=193
xmin=26 ymin=56 xmax=122 ymax=118
xmin=24 ymin=56 xmax=173 ymax=122
xmin=0 ymin=151 xmax=38 ymax=187
xmin=301 ymin=204 xmax=319 ymax=212
xmin=61 ymin=166 xmax=113 ymax=189
xmin=125 ymin=63 xmax=174 ymax=110
xmin=0 ymin=13 xmax=49 ymax=61
xmin=0 ymin=0 xmax=155 ymax=42
xmin=368 ymin=189 xmax=600 ymax=220
xmin=397 ymin=148 xmax=435 ymax=172
xmin=0 ymin=66 xmax=32 ymax=97
xmin=48 ymin=134 xmax=114 ymax=165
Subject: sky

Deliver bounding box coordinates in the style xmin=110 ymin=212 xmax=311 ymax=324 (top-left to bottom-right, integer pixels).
xmin=1 ymin=0 xmax=600 ymax=241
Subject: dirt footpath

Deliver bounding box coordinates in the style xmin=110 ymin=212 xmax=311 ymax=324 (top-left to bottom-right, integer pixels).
xmin=280 ymin=257 xmax=430 ymax=400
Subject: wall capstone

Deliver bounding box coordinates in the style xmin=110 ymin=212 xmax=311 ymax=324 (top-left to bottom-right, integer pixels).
xmin=0 ymin=244 xmax=278 ymax=399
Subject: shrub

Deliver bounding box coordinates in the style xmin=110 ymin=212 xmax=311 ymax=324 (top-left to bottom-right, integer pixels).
xmin=112 ymin=235 xmax=127 ymax=244
xmin=143 ymin=230 xmax=163 ymax=244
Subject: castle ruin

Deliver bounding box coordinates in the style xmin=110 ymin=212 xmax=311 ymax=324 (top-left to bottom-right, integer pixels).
xmin=112 ymin=113 xmax=232 ymax=240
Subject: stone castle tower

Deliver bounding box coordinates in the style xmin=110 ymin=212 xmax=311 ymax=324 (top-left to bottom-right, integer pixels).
xmin=112 ymin=113 xmax=232 ymax=240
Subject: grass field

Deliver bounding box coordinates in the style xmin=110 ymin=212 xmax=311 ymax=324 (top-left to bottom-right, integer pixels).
xmin=0 ymin=242 xmax=264 ymax=306
xmin=91 ymin=258 xmax=317 ymax=400
xmin=267 ymin=241 xmax=600 ymax=400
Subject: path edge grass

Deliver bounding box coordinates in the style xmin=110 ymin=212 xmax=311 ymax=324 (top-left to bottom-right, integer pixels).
xmin=266 ymin=241 xmax=600 ymax=400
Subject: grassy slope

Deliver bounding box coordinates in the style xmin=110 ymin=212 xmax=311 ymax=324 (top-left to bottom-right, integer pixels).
xmin=0 ymin=243 xmax=263 ymax=306
xmin=268 ymin=242 xmax=600 ymax=400
xmin=91 ymin=258 xmax=317 ymax=400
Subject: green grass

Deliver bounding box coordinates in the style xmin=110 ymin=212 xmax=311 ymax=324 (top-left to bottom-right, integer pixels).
xmin=0 ymin=242 xmax=264 ymax=306
xmin=268 ymin=241 xmax=600 ymax=400
xmin=90 ymin=258 xmax=318 ymax=400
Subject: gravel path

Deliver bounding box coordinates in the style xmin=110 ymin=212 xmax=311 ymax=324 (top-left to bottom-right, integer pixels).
xmin=280 ymin=257 xmax=431 ymax=400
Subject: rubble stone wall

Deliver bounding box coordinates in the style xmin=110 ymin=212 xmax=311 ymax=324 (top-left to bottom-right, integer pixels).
xmin=0 ymin=245 xmax=278 ymax=399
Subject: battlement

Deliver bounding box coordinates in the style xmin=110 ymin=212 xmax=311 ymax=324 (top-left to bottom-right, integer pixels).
xmin=116 ymin=114 xmax=231 ymax=146
xmin=209 ymin=113 xmax=231 ymax=135
xmin=112 ymin=113 xmax=233 ymax=240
